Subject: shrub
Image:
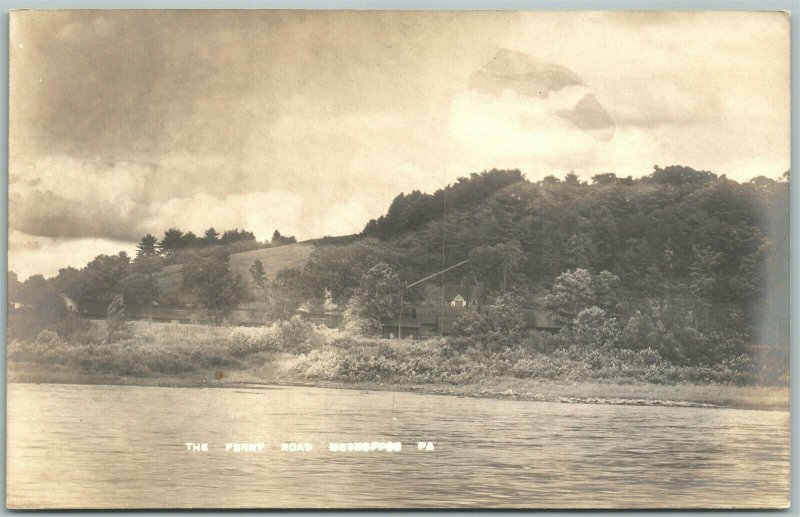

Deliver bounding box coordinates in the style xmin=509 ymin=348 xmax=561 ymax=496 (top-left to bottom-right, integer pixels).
xmin=294 ymin=348 xmax=344 ymax=379
xmin=451 ymin=311 xmax=491 ymax=337
xmin=572 ymin=307 xmax=621 ymax=349
xmin=106 ymin=294 xmax=132 ymax=343
xmin=227 ymin=327 xmax=282 ymax=356
xmin=35 ymin=329 xmax=69 ymax=349
xmin=278 ymin=316 xmax=318 ymax=352
xmin=520 ymin=331 xmax=567 ymax=354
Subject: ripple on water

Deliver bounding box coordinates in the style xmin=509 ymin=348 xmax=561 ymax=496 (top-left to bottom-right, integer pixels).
xmin=6 ymin=383 xmax=790 ymax=509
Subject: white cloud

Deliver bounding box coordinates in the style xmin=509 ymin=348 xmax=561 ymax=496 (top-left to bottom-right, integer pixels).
xmin=313 ymin=200 xmax=372 ymax=238
xmin=9 ymin=229 xmax=135 ymax=280
xmin=144 ymin=191 xmax=306 ymax=242
xmin=10 ymin=155 xmax=150 ymax=205
xmin=448 ymin=88 xmax=616 ymax=178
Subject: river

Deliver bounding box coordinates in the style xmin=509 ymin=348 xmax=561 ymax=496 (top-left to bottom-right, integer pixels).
xmin=6 ymin=383 xmax=789 ymax=509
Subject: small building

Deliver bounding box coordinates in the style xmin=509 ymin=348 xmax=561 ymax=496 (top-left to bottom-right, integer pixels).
xmin=381 ymin=284 xmax=561 ymax=338
xmin=61 ymin=294 xmax=79 ymax=312
xmin=383 ymin=318 xmax=422 ymax=339
xmin=295 ymin=306 xmax=343 ymax=329
xmin=528 ymin=308 xmax=560 ymax=332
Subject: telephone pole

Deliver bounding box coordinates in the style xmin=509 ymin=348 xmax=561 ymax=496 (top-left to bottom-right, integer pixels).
xmin=397 ymin=260 xmax=469 ymax=339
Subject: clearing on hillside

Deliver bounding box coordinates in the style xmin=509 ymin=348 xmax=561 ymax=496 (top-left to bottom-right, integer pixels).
xmin=156 ymin=242 xmax=316 ymax=294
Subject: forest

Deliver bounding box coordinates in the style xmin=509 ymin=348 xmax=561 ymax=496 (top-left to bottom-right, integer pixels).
xmin=282 ymin=167 xmax=788 ymax=345
xmin=8 ymin=165 xmax=790 ymax=382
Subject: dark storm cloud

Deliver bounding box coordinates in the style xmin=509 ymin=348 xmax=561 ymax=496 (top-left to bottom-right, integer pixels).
xmin=10 ymin=190 xmax=140 ymax=241
xmin=12 ymin=11 xmax=272 ymax=158
xmin=7 ymin=10 xmax=790 ymax=279
xmin=11 ymin=10 xmax=498 ymax=162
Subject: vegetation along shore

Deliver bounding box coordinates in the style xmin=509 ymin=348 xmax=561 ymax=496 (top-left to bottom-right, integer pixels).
xmin=8 ymin=169 xmax=789 ymax=411
xmin=7 ymin=320 xmax=788 ymax=411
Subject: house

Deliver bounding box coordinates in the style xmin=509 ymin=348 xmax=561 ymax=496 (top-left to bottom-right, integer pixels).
xmin=8 ymin=300 xmax=31 ymax=311
xmin=295 ymin=305 xmax=343 ymax=329
xmin=528 ymin=308 xmax=560 ymax=332
xmin=381 ymin=284 xmax=561 ymax=338
xmin=61 ymin=294 xmax=79 ymax=312
xmin=383 ymin=318 xmax=422 ymax=339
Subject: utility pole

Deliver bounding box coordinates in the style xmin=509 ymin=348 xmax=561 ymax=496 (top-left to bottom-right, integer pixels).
xmin=148 ymin=268 xmax=154 ymax=326
xmin=442 ymin=167 xmax=446 ymax=336
xmin=397 ymin=260 xmax=469 ymax=339
xmin=503 ymin=260 xmax=507 ymax=295
xmin=398 ymin=283 xmax=405 ymax=340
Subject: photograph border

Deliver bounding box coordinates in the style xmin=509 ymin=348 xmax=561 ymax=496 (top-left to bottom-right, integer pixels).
xmin=1 ymin=1 xmax=797 ymax=514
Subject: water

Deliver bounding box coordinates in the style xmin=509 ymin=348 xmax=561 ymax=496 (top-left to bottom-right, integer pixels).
xmin=7 ymin=383 xmax=789 ymax=509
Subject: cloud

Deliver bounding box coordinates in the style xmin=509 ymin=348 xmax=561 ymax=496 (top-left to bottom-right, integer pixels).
xmin=313 ymin=200 xmax=372 ymax=238
xmin=8 ymin=187 xmax=374 ymax=280
xmin=7 ymin=99 xmax=432 ymax=244
xmin=8 ymin=230 xmax=136 ymax=280
xmin=144 ymin=191 xmax=307 ymax=241
xmin=607 ymin=79 xmax=722 ymax=128
xmin=448 ymin=88 xmax=609 ymax=174
xmin=10 ymin=190 xmax=138 ymax=241
xmin=8 ymin=11 xmax=790 ymax=279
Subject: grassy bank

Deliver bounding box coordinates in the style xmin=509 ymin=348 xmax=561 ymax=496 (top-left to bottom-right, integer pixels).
xmin=7 ymin=320 xmax=789 ymax=411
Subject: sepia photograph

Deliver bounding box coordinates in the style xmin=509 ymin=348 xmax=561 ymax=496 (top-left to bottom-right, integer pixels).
xmin=5 ymin=8 xmax=791 ymax=509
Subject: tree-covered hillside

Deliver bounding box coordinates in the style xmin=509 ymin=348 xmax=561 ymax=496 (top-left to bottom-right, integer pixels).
xmin=280 ymin=166 xmax=789 ymax=347
xmin=9 ymin=166 xmax=790 ymax=372
xmin=8 ymin=226 xmax=300 ymax=333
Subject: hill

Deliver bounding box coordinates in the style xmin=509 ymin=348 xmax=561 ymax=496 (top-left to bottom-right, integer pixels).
xmin=229 ymin=243 xmax=315 ymax=285
xmin=280 ymin=167 xmax=789 ymax=347
xmin=156 ymin=242 xmax=315 ymax=296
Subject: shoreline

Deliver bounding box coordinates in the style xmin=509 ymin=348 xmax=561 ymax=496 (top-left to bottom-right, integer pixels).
xmin=8 ymin=367 xmax=789 ymax=412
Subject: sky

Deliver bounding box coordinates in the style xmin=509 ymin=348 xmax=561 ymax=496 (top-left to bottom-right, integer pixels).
xmin=8 ymin=10 xmax=791 ymax=279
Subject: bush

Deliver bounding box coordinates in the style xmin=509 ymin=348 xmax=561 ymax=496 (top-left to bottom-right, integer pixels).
xmin=225 ymin=317 xmax=318 ymax=357
xmin=451 ymin=311 xmax=491 ymax=337
xmin=278 ymin=316 xmax=317 ymax=351
xmin=294 ymin=348 xmax=344 ymax=379
xmin=226 ymin=327 xmax=282 ymax=356
xmin=8 ymin=316 xmax=775 ymax=388
xmin=106 ymin=294 xmax=132 ymax=343
xmin=572 ymin=307 xmax=621 ymax=349
xmin=8 ymin=330 xmax=74 ymax=365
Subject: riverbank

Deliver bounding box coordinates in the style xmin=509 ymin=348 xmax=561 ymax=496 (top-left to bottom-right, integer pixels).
xmin=7 ymin=321 xmax=789 ymax=411
xmin=8 ymin=361 xmax=789 ymax=411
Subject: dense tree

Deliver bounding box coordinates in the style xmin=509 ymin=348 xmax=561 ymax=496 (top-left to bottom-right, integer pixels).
xmin=343 ymin=262 xmax=403 ymax=336
xmin=157 ymin=166 xmax=786 ymax=348
xmin=221 ymin=229 xmax=256 ymax=244
xmin=687 ymin=245 xmax=722 ymax=329
xmin=75 ymin=252 xmax=132 ymax=310
xmin=545 ymin=269 xmax=621 ymax=325
xmin=118 ymin=272 xmax=159 ymax=311
xmin=202 ymin=227 xmax=220 ymax=246
xmin=158 ymin=228 xmax=185 ymax=255
xmin=485 ymin=292 xmax=529 ymax=334
xmin=10 ymin=274 xmax=72 ymax=339
xmin=8 ymin=271 xmax=22 ymax=302
xmin=271 ymin=230 xmax=297 ymax=246
xmin=289 ymin=240 xmax=399 ymax=305
xmin=452 ymin=292 xmax=528 ymax=337
xmin=136 ymin=234 xmax=158 ymax=258
xmin=249 ymin=259 xmax=266 ymax=288
xmin=105 ymin=294 xmax=132 ymax=343
xmin=267 ymin=268 xmax=306 ymax=321
xmin=468 ymin=241 xmax=525 ymax=294
xmin=592 ymin=173 xmax=618 ymax=185
xmin=181 ymin=251 xmax=248 ymax=324
xmin=181 ymin=231 xmax=199 ymax=249
xmin=363 ymin=169 xmax=525 ymax=239
xmin=9 ymin=164 xmax=790 ymax=358
xmin=571 ymin=306 xmax=622 ymax=350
